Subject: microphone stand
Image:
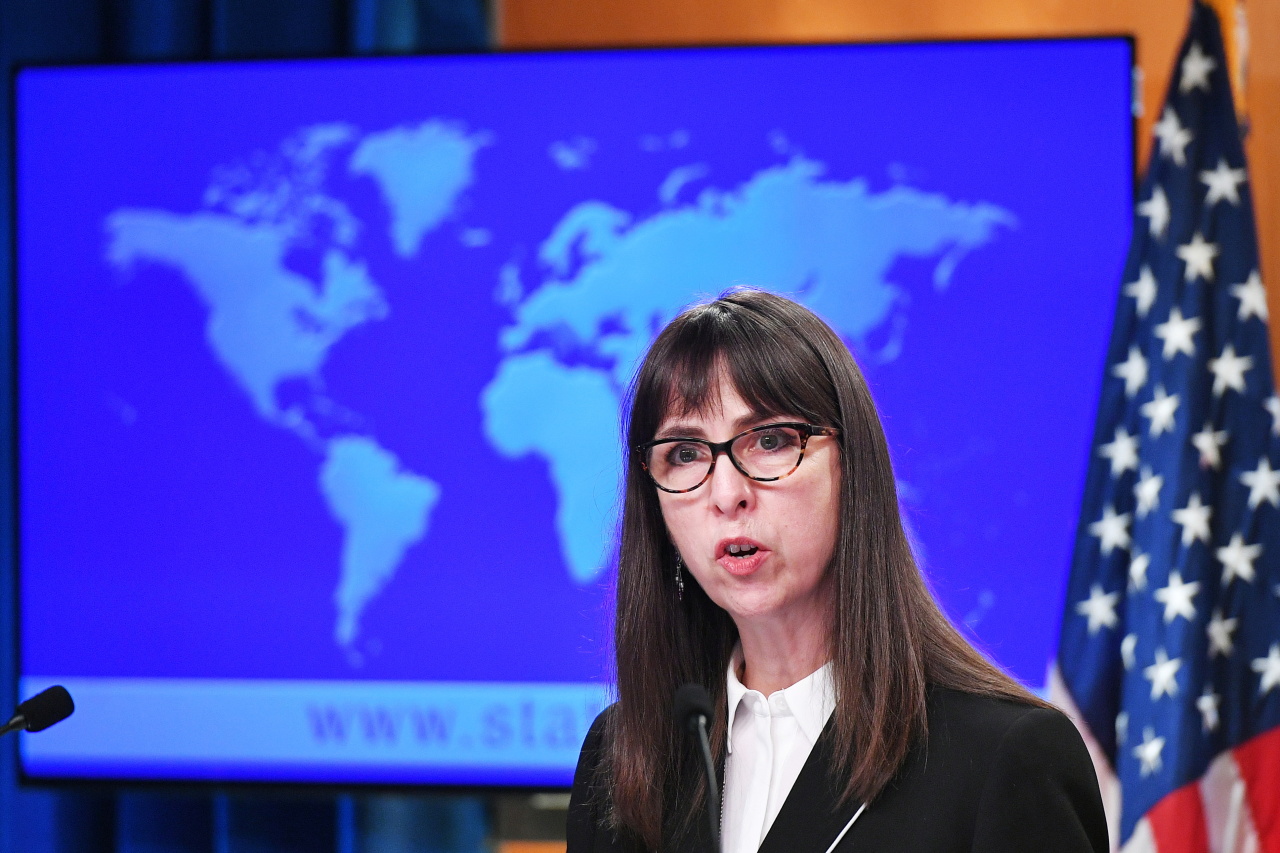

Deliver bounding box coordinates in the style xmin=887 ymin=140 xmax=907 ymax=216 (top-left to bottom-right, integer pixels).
xmin=675 ymin=683 xmax=721 ymax=853
xmin=691 ymin=711 xmax=721 ymax=852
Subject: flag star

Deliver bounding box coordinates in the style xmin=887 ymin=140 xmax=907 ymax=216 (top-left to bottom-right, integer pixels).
xmin=1089 ymin=505 xmax=1132 ymax=555
xmin=1124 ymin=267 xmax=1159 ymax=317
xmin=1121 ymin=633 xmax=1138 ymax=670
xmin=1134 ymin=727 xmax=1166 ymax=776
xmin=1176 ymin=233 xmax=1220 ymax=282
xmin=1179 ymin=41 xmax=1217 ymax=93
xmin=1075 ymin=584 xmax=1121 ymax=634
xmin=1240 ymin=457 xmax=1280 ymax=509
xmin=1267 ymin=395 xmax=1280 ymax=436
xmin=1154 ymin=570 xmax=1200 ymax=623
xmin=1141 ymin=386 xmax=1180 ymax=436
xmin=1197 ymin=690 xmax=1221 ymax=733
xmin=1217 ymin=533 xmax=1261 ymax=585
xmin=1129 ymin=553 xmax=1151 ymax=592
xmin=1191 ymin=423 xmax=1228 ymax=469
xmin=1200 ymin=158 xmax=1247 ymax=206
xmin=1113 ymin=346 xmax=1149 ymax=397
xmin=1206 ymin=610 xmax=1238 ymax=658
xmin=1116 ymin=711 xmax=1129 ymax=744
xmin=1099 ymin=426 xmax=1140 ymax=476
xmin=1154 ymin=308 xmax=1201 ymax=359
xmin=1208 ymin=344 xmax=1253 ymax=396
xmin=1231 ymin=271 xmax=1268 ymax=322
xmin=1154 ymin=107 xmax=1193 ymax=166
xmin=1253 ymin=644 xmax=1280 ymax=695
xmin=1172 ymin=493 xmax=1212 ymax=546
xmin=1144 ymin=647 xmax=1182 ymax=700
xmin=1134 ymin=467 xmax=1163 ymax=518
xmin=1137 ymin=188 xmax=1171 ymax=240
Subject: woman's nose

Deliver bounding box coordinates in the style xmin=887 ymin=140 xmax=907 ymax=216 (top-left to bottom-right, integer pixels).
xmin=707 ymin=450 xmax=753 ymax=514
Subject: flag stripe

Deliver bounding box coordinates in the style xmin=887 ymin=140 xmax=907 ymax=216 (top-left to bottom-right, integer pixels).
xmin=1198 ymin=749 xmax=1251 ymax=853
xmin=1125 ymin=819 xmax=1160 ymax=853
xmin=1149 ymin=782 xmax=1212 ymax=853
xmin=1232 ymin=726 xmax=1280 ymax=852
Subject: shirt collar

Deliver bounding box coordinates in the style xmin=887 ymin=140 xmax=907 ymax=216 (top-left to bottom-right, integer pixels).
xmin=724 ymin=645 xmax=836 ymax=753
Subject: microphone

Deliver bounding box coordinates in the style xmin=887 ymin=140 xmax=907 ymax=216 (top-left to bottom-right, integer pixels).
xmin=674 ymin=684 xmax=720 ymax=852
xmin=0 ymin=686 xmax=74 ymax=736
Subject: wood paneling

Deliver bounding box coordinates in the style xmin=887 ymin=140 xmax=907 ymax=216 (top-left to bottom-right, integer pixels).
xmin=1247 ymin=0 xmax=1280 ymax=376
xmin=498 ymin=0 xmax=1280 ymax=376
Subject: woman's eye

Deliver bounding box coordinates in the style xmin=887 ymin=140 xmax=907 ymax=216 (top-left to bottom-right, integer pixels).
xmin=665 ymin=444 xmax=705 ymax=466
xmin=749 ymin=429 xmax=796 ymax=453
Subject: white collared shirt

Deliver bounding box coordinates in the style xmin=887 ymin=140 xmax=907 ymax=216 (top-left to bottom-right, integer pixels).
xmin=721 ymin=648 xmax=837 ymax=853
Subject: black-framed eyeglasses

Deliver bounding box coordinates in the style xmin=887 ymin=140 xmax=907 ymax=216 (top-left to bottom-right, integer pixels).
xmin=636 ymin=422 xmax=839 ymax=494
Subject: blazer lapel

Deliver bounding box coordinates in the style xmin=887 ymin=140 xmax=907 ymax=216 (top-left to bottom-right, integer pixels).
xmin=756 ymin=723 xmax=863 ymax=853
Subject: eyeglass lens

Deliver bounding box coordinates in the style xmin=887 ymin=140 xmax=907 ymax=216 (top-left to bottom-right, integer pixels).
xmin=646 ymin=425 xmax=806 ymax=491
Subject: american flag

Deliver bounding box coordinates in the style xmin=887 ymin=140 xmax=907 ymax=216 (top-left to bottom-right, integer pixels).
xmin=1054 ymin=3 xmax=1280 ymax=851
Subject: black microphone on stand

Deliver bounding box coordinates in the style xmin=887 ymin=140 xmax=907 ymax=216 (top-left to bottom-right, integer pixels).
xmin=674 ymin=683 xmax=720 ymax=852
xmin=0 ymin=686 xmax=74 ymax=736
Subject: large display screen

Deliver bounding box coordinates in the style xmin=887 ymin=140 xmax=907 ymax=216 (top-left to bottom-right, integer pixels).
xmin=15 ymin=39 xmax=1132 ymax=786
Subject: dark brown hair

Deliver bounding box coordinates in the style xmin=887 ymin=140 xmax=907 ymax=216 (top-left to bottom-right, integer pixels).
xmin=605 ymin=289 xmax=1046 ymax=849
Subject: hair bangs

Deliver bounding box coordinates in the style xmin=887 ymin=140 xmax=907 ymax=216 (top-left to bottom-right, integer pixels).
xmin=632 ymin=294 xmax=841 ymax=443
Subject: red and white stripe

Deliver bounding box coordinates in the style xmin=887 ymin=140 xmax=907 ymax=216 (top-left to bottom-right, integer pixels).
xmin=1049 ymin=666 xmax=1280 ymax=853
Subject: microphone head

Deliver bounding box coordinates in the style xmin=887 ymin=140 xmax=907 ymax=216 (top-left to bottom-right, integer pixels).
xmin=673 ymin=683 xmax=714 ymax=733
xmin=18 ymin=686 xmax=74 ymax=733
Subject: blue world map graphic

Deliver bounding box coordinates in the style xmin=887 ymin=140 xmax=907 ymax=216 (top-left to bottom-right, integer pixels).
xmin=105 ymin=118 xmax=1014 ymax=652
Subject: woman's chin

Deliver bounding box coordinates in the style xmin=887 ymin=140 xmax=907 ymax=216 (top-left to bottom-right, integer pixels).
xmin=716 ymin=589 xmax=792 ymax=625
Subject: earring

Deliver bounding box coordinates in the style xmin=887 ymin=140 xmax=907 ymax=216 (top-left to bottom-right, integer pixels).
xmin=675 ymin=553 xmax=685 ymax=601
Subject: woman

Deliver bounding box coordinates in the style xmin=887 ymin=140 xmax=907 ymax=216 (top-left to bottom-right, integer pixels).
xmin=567 ymin=290 xmax=1107 ymax=853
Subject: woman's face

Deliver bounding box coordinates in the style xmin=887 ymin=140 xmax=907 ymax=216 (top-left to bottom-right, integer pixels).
xmin=654 ymin=376 xmax=841 ymax=631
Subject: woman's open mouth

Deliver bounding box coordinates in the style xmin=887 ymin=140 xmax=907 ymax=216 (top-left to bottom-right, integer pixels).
xmin=716 ymin=538 xmax=767 ymax=575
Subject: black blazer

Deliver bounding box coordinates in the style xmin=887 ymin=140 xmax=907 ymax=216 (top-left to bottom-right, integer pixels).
xmin=567 ymin=687 xmax=1108 ymax=853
